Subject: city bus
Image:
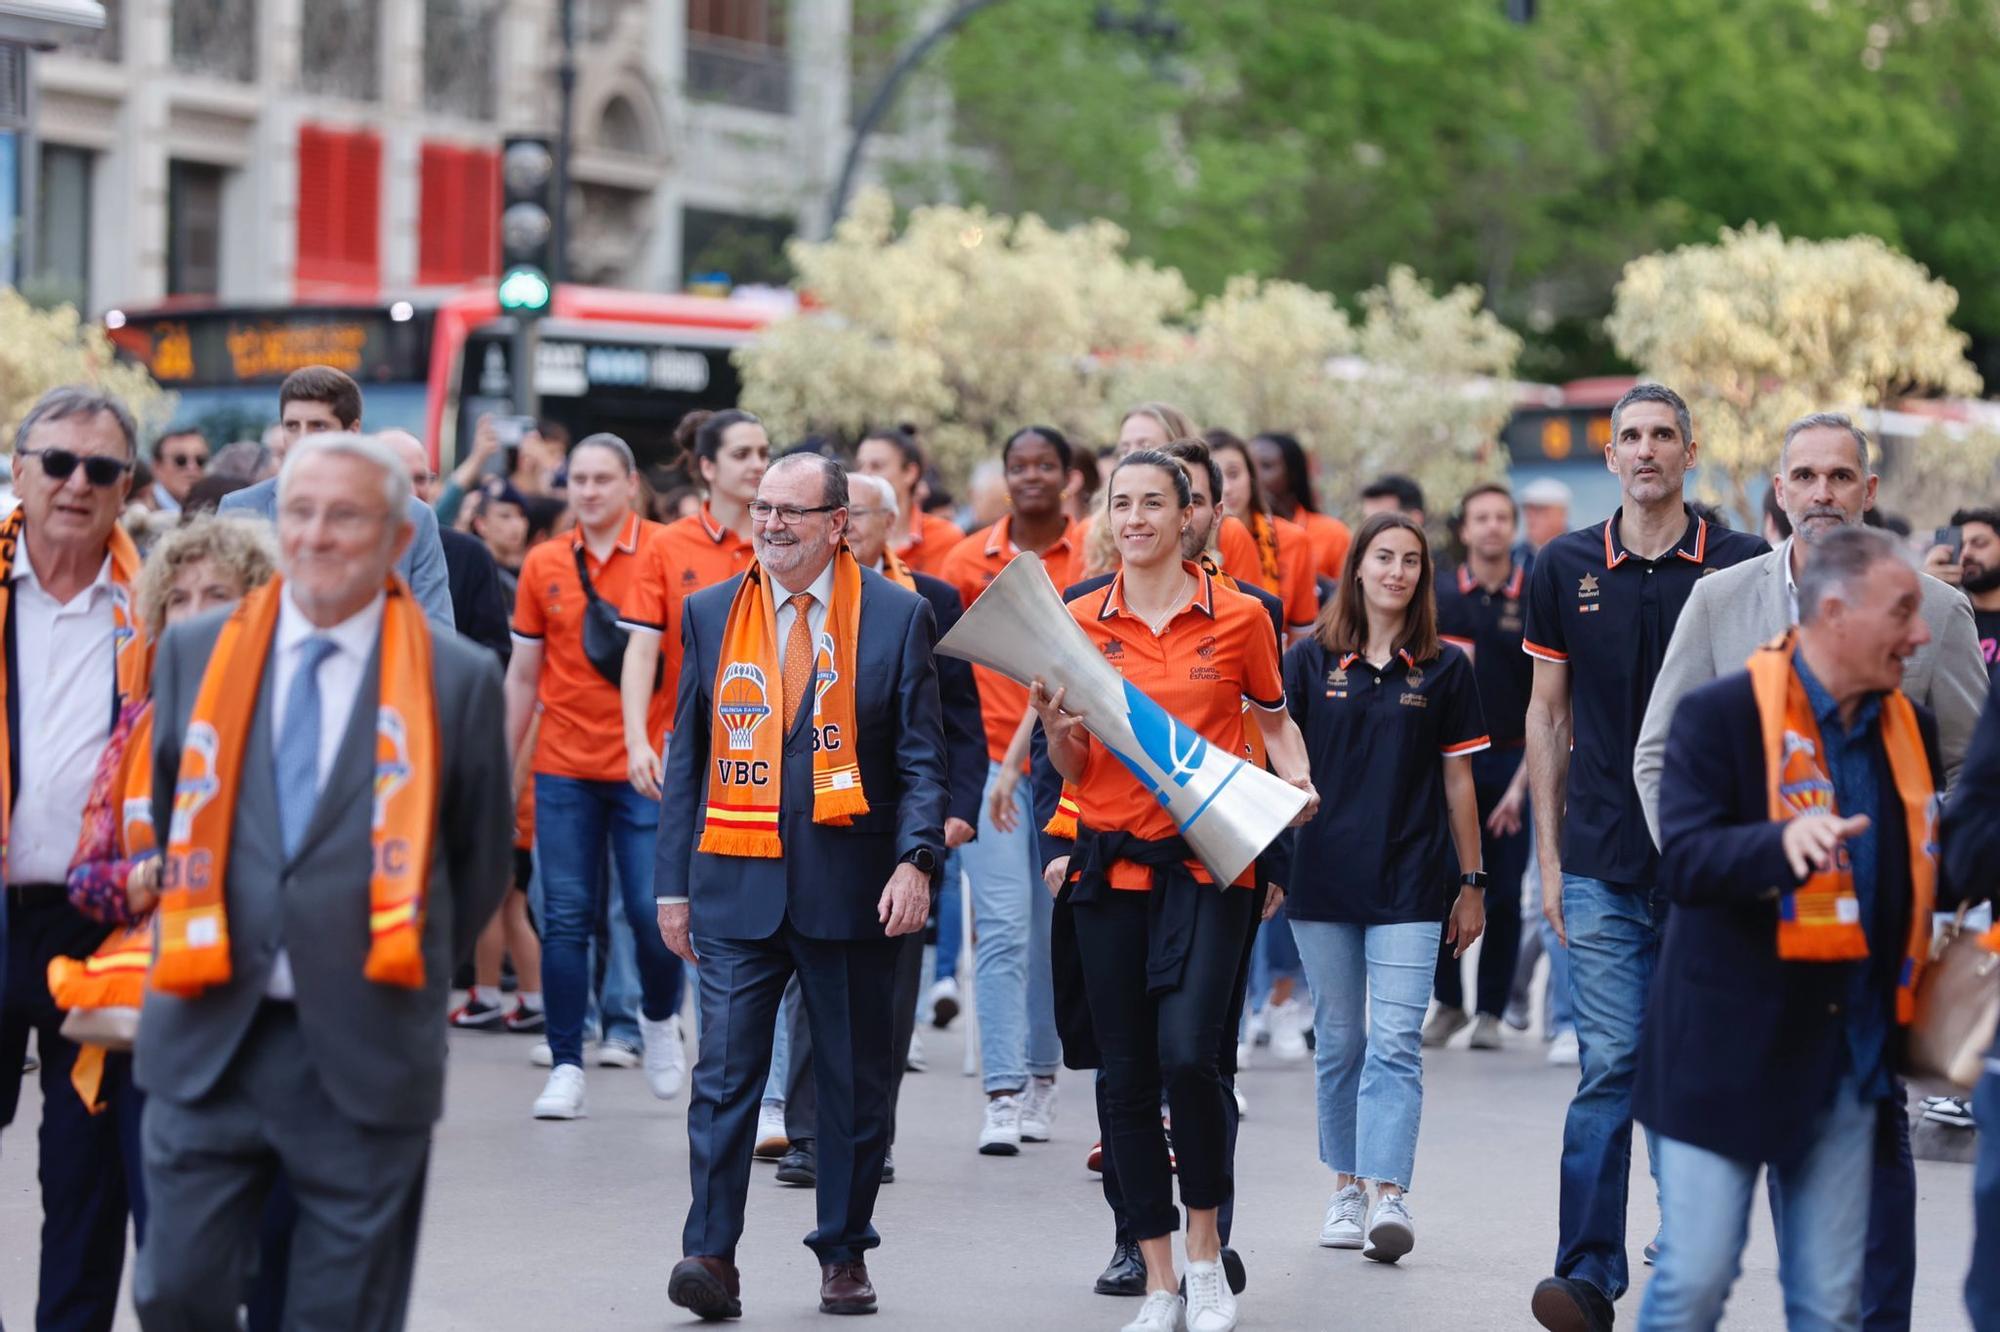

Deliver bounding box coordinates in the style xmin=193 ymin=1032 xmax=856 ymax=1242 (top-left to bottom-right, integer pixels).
xmin=104 ymin=284 xmax=791 ymax=469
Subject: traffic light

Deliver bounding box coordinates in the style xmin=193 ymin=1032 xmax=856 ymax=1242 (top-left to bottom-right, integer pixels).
xmin=498 ymin=135 xmax=556 ymax=317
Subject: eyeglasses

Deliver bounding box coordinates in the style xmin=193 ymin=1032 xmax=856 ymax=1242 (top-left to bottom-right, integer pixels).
xmin=162 ymin=452 xmax=208 ymax=470
xmin=21 ymin=448 xmax=134 ymax=488
xmin=748 ymin=501 xmax=840 ymax=526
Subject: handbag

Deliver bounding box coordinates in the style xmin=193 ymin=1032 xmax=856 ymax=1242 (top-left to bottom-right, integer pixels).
xmin=573 ymin=543 xmax=663 ymax=691
xmin=59 ymin=1006 xmax=139 ymax=1052
xmin=1904 ymin=904 xmax=2000 ymax=1093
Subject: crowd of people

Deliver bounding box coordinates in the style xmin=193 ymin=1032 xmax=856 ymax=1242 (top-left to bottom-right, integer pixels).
xmin=3 ymin=362 xmax=2000 ymax=1332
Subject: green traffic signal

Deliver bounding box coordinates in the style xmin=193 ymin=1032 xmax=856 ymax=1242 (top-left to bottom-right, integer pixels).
xmin=498 ymin=265 xmax=552 ymax=313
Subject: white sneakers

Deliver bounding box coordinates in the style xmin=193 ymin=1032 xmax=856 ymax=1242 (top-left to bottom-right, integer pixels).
xmin=1021 ymin=1077 xmax=1058 ymax=1142
xmin=1319 ymin=1183 xmax=1366 ymax=1248
xmin=1363 ymin=1192 xmax=1415 ymax=1264
xmin=928 ymin=976 xmax=961 ymax=1028
xmin=1546 ymin=1029 xmax=1581 ymax=1066
xmin=597 ymin=1038 xmax=642 ymax=1069
xmin=1468 ymin=1013 xmax=1503 ymax=1050
xmin=979 ymin=1094 xmax=1023 ymax=1156
xmin=640 ymin=1014 xmax=686 ymax=1100
xmin=754 ymin=1103 xmax=790 ymax=1159
xmin=1269 ymin=998 xmax=1310 ymax=1062
xmin=532 ymin=1065 xmax=587 ymax=1120
xmin=1120 ymin=1290 xmax=1185 ymax=1332
xmin=1182 ymin=1259 xmax=1236 ymax=1332
xmin=530 ymin=1038 xmax=597 ymax=1068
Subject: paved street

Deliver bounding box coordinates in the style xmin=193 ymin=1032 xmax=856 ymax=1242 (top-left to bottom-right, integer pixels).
xmin=2 ymin=1003 xmax=1980 ymax=1330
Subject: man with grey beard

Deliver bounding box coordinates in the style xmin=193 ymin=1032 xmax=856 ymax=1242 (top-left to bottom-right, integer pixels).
xmin=1632 ymin=409 xmax=1985 ymax=1332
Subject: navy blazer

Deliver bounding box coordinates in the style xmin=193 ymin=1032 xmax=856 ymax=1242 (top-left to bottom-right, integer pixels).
xmin=656 ymin=564 xmax=948 ymax=942
xmin=1634 ymin=670 xmax=1939 ymax=1165
xmin=911 ymin=569 xmax=987 ymax=830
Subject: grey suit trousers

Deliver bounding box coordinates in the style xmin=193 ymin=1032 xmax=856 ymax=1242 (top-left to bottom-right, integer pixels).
xmin=134 ymin=1006 xmax=431 ymax=1332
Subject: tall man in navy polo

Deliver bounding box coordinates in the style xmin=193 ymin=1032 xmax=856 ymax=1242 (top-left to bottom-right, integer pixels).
xmin=1522 ymin=384 xmax=1768 ymax=1332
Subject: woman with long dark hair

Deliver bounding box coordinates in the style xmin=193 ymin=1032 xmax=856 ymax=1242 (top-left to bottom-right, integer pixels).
xmin=1033 ymin=449 xmax=1315 ymax=1332
xmin=1206 ymin=429 xmax=1319 ymax=642
xmin=1250 ymin=431 xmax=1350 ymax=579
xmin=1281 ymin=511 xmax=1488 ymax=1265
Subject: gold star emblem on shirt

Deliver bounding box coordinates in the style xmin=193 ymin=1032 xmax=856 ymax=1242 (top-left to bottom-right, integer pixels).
xmin=1578 ymin=572 xmax=1601 ymax=599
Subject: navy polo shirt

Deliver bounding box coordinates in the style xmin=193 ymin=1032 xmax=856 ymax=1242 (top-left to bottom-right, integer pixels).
xmin=1282 ymin=639 xmax=1489 ymax=925
xmin=1522 ymin=507 xmax=1767 ymax=885
xmin=1437 ymin=561 xmax=1532 ymax=747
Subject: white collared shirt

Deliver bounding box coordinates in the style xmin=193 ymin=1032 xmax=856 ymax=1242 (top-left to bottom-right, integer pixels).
xmin=6 ymin=532 xmax=118 ymax=885
xmin=151 ymin=482 xmax=182 ymax=515
xmin=264 ymin=588 xmax=385 ymax=998
xmin=772 ymin=559 xmax=836 ymax=653
xmin=1782 ymin=537 xmax=1800 ymax=625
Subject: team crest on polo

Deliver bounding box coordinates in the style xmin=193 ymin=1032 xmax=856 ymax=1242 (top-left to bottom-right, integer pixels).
xmin=1406 ymin=667 xmax=1425 ymax=689
xmin=1326 ymin=667 xmax=1348 ymax=699
xmin=170 ymin=722 xmax=222 ymax=844
xmin=374 ymin=708 xmax=413 ymax=832
xmin=719 ymin=662 xmax=772 ymax=750
xmin=1578 ymin=572 xmax=1602 ymax=613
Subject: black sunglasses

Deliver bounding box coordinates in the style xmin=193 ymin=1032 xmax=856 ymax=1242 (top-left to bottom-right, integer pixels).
xmin=162 ymin=451 xmax=208 ymax=469
xmin=22 ymin=448 xmax=134 ymax=487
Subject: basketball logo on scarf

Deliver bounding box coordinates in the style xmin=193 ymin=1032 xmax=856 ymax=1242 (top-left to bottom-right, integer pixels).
xmin=810 ymin=630 xmax=859 ymax=793
xmin=719 ymin=663 xmax=773 ymax=752
xmin=374 ymin=707 xmax=414 ymax=876
xmin=170 ymin=723 xmax=222 ymax=893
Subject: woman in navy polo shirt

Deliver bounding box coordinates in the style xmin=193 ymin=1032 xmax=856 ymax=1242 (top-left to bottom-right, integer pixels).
xmin=1282 ymin=510 xmax=1489 ymax=1266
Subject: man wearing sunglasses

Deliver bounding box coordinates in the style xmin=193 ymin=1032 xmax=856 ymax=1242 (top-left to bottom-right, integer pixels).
xmin=146 ymin=426 xmax=210 ymax=514
xmin=2 ymin=385 xmax=149 ymax=1331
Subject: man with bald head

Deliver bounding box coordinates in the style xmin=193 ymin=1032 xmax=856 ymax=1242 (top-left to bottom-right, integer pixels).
xmin=380 ymin=430 xmax=510 ymax=662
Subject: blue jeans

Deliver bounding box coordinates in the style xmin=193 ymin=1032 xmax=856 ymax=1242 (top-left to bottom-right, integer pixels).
xmin=1556 ymin=875 xmax=1667 ymax=1302
xmin=1292 ymin=919 xmax=1441 ymax=1190
xmin=932 ymin=848 xmax=964 ymax=988
xmin=527 ymin=850 xmax=639 ymax=1048
xmin=1969 ymin=1066 xmax=2000 ymax=1330
xmin=958 ymin=761 xmax=1060 ymax=1093
xmin=1640 ymin=1078 xmax=1875 ymax=1331
xmin=534 ymin=776 xmax=686 ymax=1069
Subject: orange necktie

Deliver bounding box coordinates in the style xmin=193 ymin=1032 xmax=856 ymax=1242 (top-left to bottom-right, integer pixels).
xmin=782 ymin=593 xmax=816 ymax=729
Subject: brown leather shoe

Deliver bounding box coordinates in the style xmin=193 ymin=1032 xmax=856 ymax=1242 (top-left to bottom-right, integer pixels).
xmin=818 ymin=1260 xmax=877 ymax=1315
xmin=669 ymin=1255 xmax=742 ymax=1321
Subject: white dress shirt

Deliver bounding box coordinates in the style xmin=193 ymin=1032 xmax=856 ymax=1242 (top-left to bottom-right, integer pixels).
xmin=657 ymin=559 xmax=834 ymax=907
xmin=263 ymin=588 xmax=385 ymax=998
xmin=5 ymin=533 xmax=118 ymax=886
xmin=151 ymin=482 xmax=182 ymax=515
xmin=1782 ymin=537 xmax=1801 ymax=625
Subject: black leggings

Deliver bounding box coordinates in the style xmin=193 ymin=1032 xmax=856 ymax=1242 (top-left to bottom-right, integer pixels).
xmin=1073 ymin=885 xmax=1256 ymax=1240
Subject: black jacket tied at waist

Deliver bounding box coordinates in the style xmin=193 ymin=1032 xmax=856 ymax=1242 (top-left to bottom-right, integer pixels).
xmin=1052 ymin=825 xmax=1225 ymax=1070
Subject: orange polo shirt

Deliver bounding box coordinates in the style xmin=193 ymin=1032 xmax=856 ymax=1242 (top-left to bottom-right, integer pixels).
xmin=1217 ymin=514 xmax=1317 ymax=633
xmin=626 ymin=503 xmax=758 ymax=716
xmin=895 ymin=509 xmax=966 ymax=577
xmin=1067 ymin=563 xmax=1285 ymax=889
xmin=941 ymin=515 xmax=1083 ymax=764
xmin=1294 ymin=509 xmax=1352 ymax=581
xmin=513 ymin=512 xmax=678 ymax=781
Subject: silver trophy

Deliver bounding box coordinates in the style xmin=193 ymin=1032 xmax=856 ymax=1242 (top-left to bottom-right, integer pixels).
xmin=937 ymin=552 xmax=1307 ymax=887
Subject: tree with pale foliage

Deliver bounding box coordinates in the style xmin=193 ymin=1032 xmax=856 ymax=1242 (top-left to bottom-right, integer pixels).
xmin=1606 ymin=224 xmax=1982 ymax=521
xmin=1888 ymin=425 xmax=2000 ymax=533
xmin=1113 ymin=267 xmax=1522 ymax=517
xmin=736 ymin=189 xmax=1190 ymax=476
xmin=0 ymin=289 xmax=175 ymax=449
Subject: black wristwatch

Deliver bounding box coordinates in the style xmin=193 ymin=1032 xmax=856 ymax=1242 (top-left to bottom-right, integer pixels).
xmin=902 ymin=847 xmax=939 ymax=876
xmin=1460 ymin=869 xmax=1490 ymax=890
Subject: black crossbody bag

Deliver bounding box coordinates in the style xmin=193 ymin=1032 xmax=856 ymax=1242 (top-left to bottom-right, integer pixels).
xmin=573 ymin=543 xmax=664 ymax=690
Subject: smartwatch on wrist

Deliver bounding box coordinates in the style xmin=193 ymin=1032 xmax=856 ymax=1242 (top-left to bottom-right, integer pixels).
xmin=901 ymin=847 xmax=939 ymax=876
xmin=1460 ymin=869 xmax=1489 ymax=890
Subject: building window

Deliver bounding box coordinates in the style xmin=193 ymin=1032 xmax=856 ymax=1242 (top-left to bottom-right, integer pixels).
xmin=171 ymin=0 xmax=257 ymax=82
xmin=295 ymin=125 xmax=382 ymax=294
xmin=682 ymin=207 xmax=793 ymax=289
xmin=417 ymin=143 xmax=498 ymax=285
xmin=686 ymin=0 xmax=790 ymax=113
xmin=302 ymin=0 xmax=380 ymax=101
xmin=167 ymin=160 xmax=225 ymax=297
xmin=424 ymin=0 xmax=499 ymax=120
xmin=31 ymin=146 xmax=93 ymax=310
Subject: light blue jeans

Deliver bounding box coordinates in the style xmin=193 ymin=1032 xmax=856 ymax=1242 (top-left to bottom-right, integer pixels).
xmin=957 ymin=760 xmax=1060 ymax=1093
xmin=1291 ymin=919 xmax=1442 ymax=1190
xmin=1639 ymin=1078 xmax=1875 ymax=1331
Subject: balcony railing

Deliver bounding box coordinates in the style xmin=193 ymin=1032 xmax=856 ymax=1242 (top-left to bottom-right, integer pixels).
xmin=686 ymin=32 xmax=790 ymax=115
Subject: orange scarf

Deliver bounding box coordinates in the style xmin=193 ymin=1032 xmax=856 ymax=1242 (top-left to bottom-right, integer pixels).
xmin=699 ymin=548 xmax=869 ymax=857
xmin=0 ymin=505 xmax=146 ymax=865
xmin=880 ymin=549 xmax=918 ymax=592
xmin=153 ymin=578 xmax=439 ymax=996
xmin=1246 ymin=510 xmax=1282 ymax=595
xmin=1749 ymin=632 xmax=1936 ymax=1021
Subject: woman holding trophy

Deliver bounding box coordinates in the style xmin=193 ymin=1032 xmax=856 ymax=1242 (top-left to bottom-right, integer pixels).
xmin=1031 ymin=449 xmax=1316 ymax=1332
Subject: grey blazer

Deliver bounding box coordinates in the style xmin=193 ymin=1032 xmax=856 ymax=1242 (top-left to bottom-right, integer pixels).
xmin=220 ymin=478 xmax=457 ymax=631
xmin=1634 ymin=542 xmax=1987 ymax=846
xmin=137 ymin=606 xmax=511 ymax=1130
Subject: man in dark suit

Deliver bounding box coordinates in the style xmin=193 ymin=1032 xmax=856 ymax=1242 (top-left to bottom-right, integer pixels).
xmin=766 ymin=471 xmax=984 ymax=1186
xmin=134 ymin=433 xmax=512 ymax=1331
xmin=1945 ymin=676 xmax=2000 ymax=1329
xmin=382 ymin=430 xmax=511 ymax=663
xmin=1635 ymin=526 xmax=1941 ymax=1330
xmin=657 ymin=453 xmax=947 ymax=1320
